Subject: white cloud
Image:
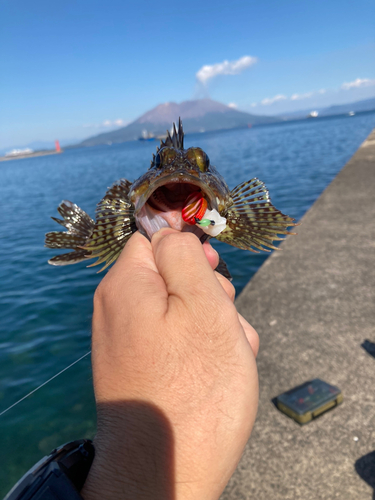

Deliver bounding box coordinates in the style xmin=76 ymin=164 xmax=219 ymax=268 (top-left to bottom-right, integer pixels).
xmin=83 ymin=119 xmax=127 ymax=129
xmin=228 ymin=102 xmax=238 ymax=109
xmin=251 ymin=77 xmax=375 ymax=112
xmin=341 ymin=77 xmax=375 ymax=90
xmin=261 ymin=94 xmax=287 ymax=105
xmin=290 ymin=91 xmax=314 ymax=101
xmin=196 ymin=55 xmax=257 ymax=84
xmin=256 ymin=87 xmax=326 ymax=107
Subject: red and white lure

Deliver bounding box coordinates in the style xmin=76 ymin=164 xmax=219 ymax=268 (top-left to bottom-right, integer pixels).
xmin=182 ymin=192 xmax=227 ymax=237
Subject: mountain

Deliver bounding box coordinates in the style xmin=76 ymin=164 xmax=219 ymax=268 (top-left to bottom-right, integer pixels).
xmin=278 ymin=96 xmax=375 ymax=120
xmin=319 ymin=97 xmax=375 ymax=116
xmin=78 ymin=99 xmax=281 ymax=147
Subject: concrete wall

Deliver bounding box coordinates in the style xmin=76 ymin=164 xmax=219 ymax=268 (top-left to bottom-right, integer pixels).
xmin=221 ymin=129 xmax=375 ymax=499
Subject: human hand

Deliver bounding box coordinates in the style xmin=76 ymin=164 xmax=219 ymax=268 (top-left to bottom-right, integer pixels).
xmin=82 ymin=229 xmax=259 ymax=500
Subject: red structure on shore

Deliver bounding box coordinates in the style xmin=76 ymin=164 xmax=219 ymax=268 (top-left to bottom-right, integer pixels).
xmin=55 ymin=140 xmax=61 ymax=153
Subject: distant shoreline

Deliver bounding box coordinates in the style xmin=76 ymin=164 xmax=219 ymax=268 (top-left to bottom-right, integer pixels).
xmin=0 ymin=150 xmax=62 ymax=162
xmin=74 ymin=108 xmax=375 ymax=150
xmin=2 ymin=108 xmax=375 ymax=158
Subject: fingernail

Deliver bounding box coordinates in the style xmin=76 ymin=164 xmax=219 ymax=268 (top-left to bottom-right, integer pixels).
xmin=151 ymin=227 xmax=177 ymax=244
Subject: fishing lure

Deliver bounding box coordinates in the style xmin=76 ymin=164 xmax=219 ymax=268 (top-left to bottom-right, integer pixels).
xmin=181 ymin=192 xmax=227 ymax=237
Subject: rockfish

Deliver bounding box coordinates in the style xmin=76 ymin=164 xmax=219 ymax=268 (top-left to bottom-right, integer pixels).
xmin=45 ymin=119 xmax=296 ymax=279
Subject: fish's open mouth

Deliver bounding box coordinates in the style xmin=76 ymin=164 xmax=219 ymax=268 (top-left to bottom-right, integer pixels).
xmin=134 ymin=175 xmax=216 ymax=240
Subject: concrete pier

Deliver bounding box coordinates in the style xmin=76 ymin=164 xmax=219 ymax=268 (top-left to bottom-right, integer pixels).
xmin=221 ymin=129 xmax=375 ymax=499
xmin=0 ymin=150 xmax=61 ymax=162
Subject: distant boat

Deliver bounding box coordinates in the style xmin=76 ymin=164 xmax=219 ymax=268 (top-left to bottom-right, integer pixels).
xmin=307 ymin=111 xmax=319 ymax=118
xmin=156 ymin=124 xmax=174 ymax=141
xmin=247 ymin=124 xmax=253 ymax=128
xmin=348 ymin=111 xmax=355 ymax=116
xmin=138 ymin=129 xmax=156 ymax=141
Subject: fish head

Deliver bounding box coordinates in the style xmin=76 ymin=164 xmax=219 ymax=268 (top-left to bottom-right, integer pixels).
xmin=129 ymin=121 xmax=231 ymax=239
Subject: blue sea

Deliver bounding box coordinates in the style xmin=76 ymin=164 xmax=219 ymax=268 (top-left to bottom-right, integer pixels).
xmin=1 ymin=112 xmax=374 ymax=495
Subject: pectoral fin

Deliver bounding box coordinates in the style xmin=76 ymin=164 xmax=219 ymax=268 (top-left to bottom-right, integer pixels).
xmin=45 ymin=200 xmax=95 ymax=265
xmin=83 ymin=179 xmax=137 ymax=271
xmin=216 ymin=178 xmax=297 ymax=252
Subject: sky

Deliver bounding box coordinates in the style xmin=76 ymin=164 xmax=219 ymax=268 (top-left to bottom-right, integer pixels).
xmin=1 ymin=0 xmax=374 ymax=149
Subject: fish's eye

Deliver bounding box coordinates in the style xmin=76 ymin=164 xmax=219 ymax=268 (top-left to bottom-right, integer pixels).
xmin=186 ymin=148 xmax=210 ymax=172
xmin=154 ymin=147 xmax=177 ymax=168
xmin=154 ymin=153 xmax=162 ymax=168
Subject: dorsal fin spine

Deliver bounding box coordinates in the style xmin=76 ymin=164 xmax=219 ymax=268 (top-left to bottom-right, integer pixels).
xmin=159 ymin=117 xmax=184 ymax=150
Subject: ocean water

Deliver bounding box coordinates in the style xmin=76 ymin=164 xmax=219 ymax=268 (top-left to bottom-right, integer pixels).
xmin=1 ymin=112 xmax=374 ymax=495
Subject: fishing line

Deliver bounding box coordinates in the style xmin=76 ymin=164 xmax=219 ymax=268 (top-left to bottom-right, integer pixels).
xmin=0 ymin=350 xmax=91 ymax=417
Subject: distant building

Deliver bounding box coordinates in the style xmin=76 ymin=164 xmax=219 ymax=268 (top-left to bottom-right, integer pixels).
xmin=5 ymin=148 xmax=34 ymax=157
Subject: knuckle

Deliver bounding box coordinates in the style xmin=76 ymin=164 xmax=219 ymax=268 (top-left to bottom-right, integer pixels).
xmin=215 ymin=272 xmax=236 ymax=301
xmin=93 ymin=278 xmax=108 ymax=307
xmin=226 ymin=281 xmax=236 ymax=300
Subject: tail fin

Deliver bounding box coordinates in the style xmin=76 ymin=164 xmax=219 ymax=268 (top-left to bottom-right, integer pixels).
xmin=45 ymin=200 xmax=95 ymax=265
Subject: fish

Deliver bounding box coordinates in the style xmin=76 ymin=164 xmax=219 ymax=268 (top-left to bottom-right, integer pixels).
xmin=45 ymin=119 xmax=297 ymax=280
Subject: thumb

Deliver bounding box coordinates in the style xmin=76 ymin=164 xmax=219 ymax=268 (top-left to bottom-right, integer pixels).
xmin=151 ymin=228 xmax=227 ymax=307
xmin=100 ymin=230 xmax=167 ymax=315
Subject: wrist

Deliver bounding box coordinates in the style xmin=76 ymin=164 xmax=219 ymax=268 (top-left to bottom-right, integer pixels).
xmin=81 ymin=401 xmax=225 ymax=500
xmin=81 ymin=401 xmax=174 ymax=500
